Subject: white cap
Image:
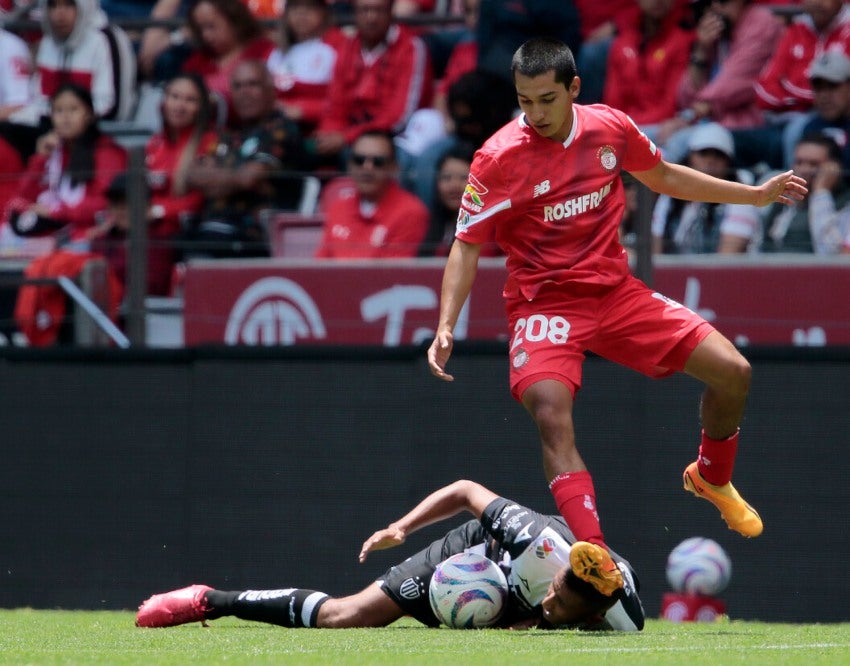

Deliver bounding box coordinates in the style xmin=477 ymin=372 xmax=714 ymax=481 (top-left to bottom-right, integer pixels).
xmin=687 ymin=122 xmax=735 ymax=160
xmin=809 ymin=50 xmax=850 ymax=84
xmin=394 ymin=108 xmax=447 ymax=157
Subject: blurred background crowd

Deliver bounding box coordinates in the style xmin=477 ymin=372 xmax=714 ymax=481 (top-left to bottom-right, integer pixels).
xmin=1 ymin=0 xmax=848 ymax=345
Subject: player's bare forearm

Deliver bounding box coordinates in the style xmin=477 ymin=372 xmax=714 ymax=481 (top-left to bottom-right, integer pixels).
xmin=632 ymin=160 xmax=807 ymax=207
xmin=358 ymin=481 xmax=498 ymax=562
xmin=428 ymin=240 xmax=481 ymax=381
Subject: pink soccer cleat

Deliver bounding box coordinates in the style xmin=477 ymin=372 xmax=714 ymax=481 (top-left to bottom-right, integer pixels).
xmin=135 ymin=584 xmax=213 ymax=628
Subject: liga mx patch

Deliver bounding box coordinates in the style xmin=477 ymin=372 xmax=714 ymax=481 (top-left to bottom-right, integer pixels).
xmin=462 ymin=174 xmax=488 ymax=212
xmin=535 ymin=537 xmax=556 ymax=559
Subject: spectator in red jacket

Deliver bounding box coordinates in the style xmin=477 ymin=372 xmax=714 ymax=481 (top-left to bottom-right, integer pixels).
xmin=756 ymin=0 xmax=850 ymax=114
xmin=3 ymin=83 xmax=126 ymax=248
xmin=753 ymin=0 xmax=850 ymax=167
xmin=0 ymin=0 xmax=136 ymax=212
xmin=313 ymin=0 xmax=433 ymax=162
xmin=182 ymin=0 xmax=278 ymax=126
xmin=656 ymin=0 xmax=783 ymax=164
xmin=316 ymin=130 xmax=429 ymax=258
xmin=574 ymin=0 xmax=640 ymax=104
xmin=603 ymin=0 xmax=694 ymax=133
xmin=88 ymin=73 xmax=219 ymax=296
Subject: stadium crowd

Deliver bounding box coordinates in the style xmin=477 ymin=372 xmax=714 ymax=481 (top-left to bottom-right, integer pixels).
xmin=1 ymin=0 xmax=849 ymax=344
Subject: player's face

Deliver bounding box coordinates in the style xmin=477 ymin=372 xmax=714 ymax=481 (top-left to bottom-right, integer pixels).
xmin=515 ymin=70 xmax=580 ymax=144
xmin=540 ymin=567 xmax=593 ymax=627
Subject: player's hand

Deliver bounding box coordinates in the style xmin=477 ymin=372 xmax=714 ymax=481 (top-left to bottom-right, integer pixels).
xmin=358 ymin=526 xmax=406 ymax=562
xmin=756 ymin=170 xmax=808 ymax=207
xmin=427 ymin=331 xmax=455 ymax=382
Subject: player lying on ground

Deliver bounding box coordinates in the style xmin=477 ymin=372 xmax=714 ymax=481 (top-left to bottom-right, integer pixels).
xmin=136 ymin=480 xmax=644 ymax=630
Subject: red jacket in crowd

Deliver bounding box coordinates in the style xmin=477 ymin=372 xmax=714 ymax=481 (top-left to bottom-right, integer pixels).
xmin=7 ymin=135 xmax=127 ymax=241
xmin=318 ymin=24 xmax=433 ymax=143
xmin=755 ymin=5 xmax=850 ymax=112
xmin=315 ymin=179 xmax=429 ymax=259
xmin=603 ymin=10 xmax=694 ymax=125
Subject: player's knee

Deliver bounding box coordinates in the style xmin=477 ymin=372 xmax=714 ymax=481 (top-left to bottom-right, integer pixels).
xmin=317 ymin=600 xmax=358 ymax=628
xmin=523 ymin=384 xmax=574 ymax=431
xmin=722 ymin=355 xmax=751 ymax=398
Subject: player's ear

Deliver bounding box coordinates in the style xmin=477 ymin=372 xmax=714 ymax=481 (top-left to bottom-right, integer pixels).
xmin=569 ymin=76 xmax=581 ymax=101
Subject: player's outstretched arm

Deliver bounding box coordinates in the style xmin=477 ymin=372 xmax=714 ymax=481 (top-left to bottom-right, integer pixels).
xmin=631 ymin=160 xmax=807 ymax=207
xmin=428 ymin=239 xmax=482 ymax=382
xmin=359 ymin=480 xmax=498 ymax=562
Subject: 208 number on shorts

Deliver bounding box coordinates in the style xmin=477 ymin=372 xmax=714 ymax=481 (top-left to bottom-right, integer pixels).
xmin=511 ymin=315 xmax=571 ymax=350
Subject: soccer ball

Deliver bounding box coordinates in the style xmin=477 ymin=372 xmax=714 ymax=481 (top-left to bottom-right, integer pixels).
xmin=428 ymin=552 xmax=508 ymax=628
xmin=666 ymin=537 xmax=732 ymax=596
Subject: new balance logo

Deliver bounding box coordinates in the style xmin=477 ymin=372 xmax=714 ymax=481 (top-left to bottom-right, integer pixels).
xmin=533 ymin=180 xmax=550 ymax=197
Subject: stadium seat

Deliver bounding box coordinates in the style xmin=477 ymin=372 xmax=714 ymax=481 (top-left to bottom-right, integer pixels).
xmin=263 ymin=212 xmax=324 ymax=258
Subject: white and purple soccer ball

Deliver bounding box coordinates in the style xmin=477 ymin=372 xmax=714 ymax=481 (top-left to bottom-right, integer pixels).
xmin=666 ymin=537 xmax=732 ymax=596
xmin=428 ymin=552 xmax=508 ymax=628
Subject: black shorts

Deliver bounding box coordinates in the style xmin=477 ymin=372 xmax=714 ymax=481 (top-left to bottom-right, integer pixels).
xmin=376 ymin=519 xmax=488 ymax=627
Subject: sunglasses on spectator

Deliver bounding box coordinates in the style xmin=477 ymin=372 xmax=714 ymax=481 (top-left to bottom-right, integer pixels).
xmin=350 ymin=153 xmax=391 ymax=167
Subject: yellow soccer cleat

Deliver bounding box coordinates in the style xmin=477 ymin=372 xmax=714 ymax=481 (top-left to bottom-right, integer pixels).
xmin=683 ymin=461 xmax=763 ymax=537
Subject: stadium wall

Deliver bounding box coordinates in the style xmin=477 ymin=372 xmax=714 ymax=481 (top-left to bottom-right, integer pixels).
xmin=0 ymin=345 xmax=847 ymax=623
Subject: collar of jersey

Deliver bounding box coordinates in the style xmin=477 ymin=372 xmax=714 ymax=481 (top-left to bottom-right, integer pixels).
xmin=518 ymin=107 xmax=577 ymax=149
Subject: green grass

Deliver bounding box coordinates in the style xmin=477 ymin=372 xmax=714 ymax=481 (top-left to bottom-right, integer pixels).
xmin=0 ymin=611 xmax=849 ymax=665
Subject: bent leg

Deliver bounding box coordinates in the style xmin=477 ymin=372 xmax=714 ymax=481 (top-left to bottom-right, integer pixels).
xmin=683 ymin=330 xmax=751 ymax=440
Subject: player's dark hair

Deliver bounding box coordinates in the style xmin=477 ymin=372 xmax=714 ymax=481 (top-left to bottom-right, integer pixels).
xmin=511 ymin=37 xmax=577 ymax=88
xmin=561 ymin=569 xmax=618 ymax=622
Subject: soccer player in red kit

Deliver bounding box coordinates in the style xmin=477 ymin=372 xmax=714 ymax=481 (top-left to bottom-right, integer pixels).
xmin=427 ymin=37 xmax=808 ymax=597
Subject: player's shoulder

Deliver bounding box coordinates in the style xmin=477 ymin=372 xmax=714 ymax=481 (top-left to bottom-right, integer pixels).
xmin=578 ymin=103 xmax=633 ymax=130
xmin=477 ymin=116 xmax=533 ymax=161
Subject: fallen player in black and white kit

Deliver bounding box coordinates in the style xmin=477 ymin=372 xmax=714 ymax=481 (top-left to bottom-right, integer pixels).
xmin=136 ymin=480 xmax=644 ymax=631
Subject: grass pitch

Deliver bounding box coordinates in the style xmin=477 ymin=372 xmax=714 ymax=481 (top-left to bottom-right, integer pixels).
xmin=0 ymin=611 xmax=849 ymax=665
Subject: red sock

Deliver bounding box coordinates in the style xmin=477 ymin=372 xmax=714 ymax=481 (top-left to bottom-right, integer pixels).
xmin=549 ymin=470 xmax=606 ymax=548
xmin=697 ymin=428 xmax=739 ymax=486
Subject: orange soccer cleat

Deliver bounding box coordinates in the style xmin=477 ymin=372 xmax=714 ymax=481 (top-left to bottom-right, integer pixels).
xmin=683 ymin=461 xmax=763 ymax=537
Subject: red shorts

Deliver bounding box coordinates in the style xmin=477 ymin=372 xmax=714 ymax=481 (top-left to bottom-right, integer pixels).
xmin=506 ymin=275 xmax=715 ymax=401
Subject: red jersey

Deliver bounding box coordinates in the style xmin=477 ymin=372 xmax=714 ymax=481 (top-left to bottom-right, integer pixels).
xmin=456 ymin=105 xmax=661 ymax=299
